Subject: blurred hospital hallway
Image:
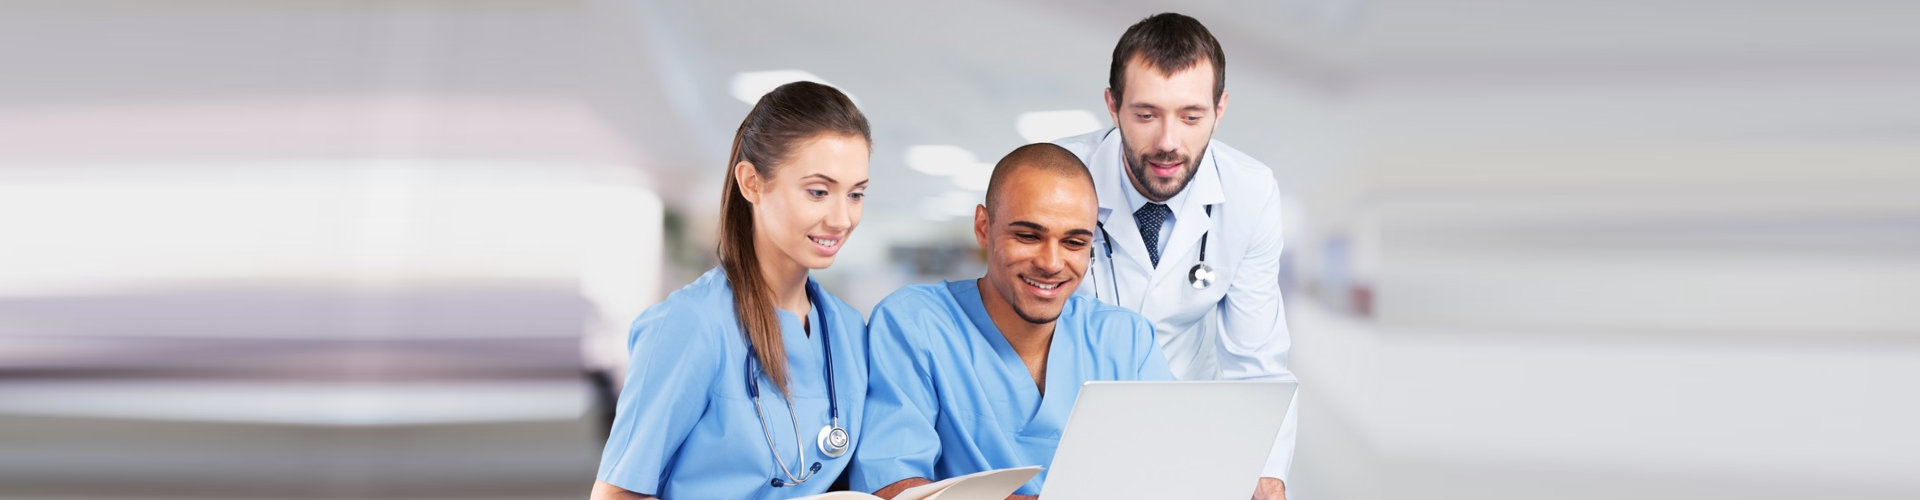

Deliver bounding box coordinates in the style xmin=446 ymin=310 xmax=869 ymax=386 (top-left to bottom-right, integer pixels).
xmin=4 ymin=1 xmax=1918 ymax=499
xmin=0 ymin=414 xmax=599 ymax=499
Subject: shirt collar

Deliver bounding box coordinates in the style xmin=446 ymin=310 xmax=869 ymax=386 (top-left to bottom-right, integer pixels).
xmin=1120 ymin=162 xmax=1193 ymax=218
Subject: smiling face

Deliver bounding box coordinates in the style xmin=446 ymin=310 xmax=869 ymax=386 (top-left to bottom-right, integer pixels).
xmin=973 ymin=167 xmax=1099 ymax=326
xmin=1106 ymin=55 xmax=1226 ymax=202
xmin=739 ymin=133 xmax=870 ymax=276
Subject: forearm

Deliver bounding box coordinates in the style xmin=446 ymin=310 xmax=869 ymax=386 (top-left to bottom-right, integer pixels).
xmin=1252 ymin=476 xmax=1286 ymax=500
xmin=589 ymin=479 xmax=658 ymax=500
xmin=874 ymin=477 xmax=932 ymax=499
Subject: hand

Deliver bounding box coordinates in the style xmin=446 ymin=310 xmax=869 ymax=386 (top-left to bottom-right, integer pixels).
xmin=875 ymin=478 xmax=933 ymax=499
xmin=1250 ymin=477 xmax=1286 ymax=500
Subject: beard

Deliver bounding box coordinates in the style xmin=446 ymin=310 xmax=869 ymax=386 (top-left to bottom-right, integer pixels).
xmin=1122 ymin=137 xmax=1206 ymax=202
xmin=1010 ymin=300 xmax=1064 ymax=325
xmin=985 ymin=272 xmax=1069 ymax=326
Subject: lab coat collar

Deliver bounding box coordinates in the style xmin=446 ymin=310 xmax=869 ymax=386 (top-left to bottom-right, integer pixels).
xmin=1092 ymin=128 xmax=1132 ymax=214
xmin=1187 ymin=142 xmax=1227 ymax=207
xmin=1155 ymin=143 xmax=1225 ymax=285
xmin=1091 ymin=129 xmax=1150 ymax=273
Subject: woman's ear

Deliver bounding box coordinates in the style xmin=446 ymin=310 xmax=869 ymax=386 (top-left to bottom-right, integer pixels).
xmin=734 ymin=161 xmax=761 ymax=204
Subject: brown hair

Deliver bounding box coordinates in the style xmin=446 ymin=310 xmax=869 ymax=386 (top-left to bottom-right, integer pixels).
xmin=719 ymin=81 xmax=870 ymax=395
xmin=1108 ymin=12 xmax=1227 ymax=106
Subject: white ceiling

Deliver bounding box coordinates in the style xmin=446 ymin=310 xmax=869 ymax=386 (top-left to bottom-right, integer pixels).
xmin=2 ymin=0 xmax=1915 ymax=238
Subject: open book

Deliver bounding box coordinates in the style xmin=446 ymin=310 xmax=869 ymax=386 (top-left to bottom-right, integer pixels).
xmin=793 ymin=466 xmax=1041 ymax=500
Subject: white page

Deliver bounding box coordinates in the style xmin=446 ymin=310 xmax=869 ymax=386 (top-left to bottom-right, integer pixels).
xmin=894 ymin=466 xmax=1042 ymax=500
xmin=790 ymin=491 xmax=880 ymax=500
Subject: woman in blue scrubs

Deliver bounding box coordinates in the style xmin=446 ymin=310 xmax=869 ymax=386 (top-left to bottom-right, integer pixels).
xmin=591 ymin=81 xmax=873 ymax=500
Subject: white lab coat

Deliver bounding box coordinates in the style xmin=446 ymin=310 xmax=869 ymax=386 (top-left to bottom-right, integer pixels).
xmin=1057 ymin=128 xmax=1300 ymax=482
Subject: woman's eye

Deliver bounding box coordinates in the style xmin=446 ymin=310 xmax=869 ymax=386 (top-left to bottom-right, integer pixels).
xmin=807 ymin=189 xmax=829 ymax=199
xmin=848 ymin=192 xmax=865 ymax=202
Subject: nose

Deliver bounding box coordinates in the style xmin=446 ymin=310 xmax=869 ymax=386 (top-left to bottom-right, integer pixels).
xmin=1155 ymin=120 xmax=1180 ymax=155
xmin=1036 ymin=241 xmax=1066 ymax=275
xmin=825 ymin=194 xmax=855 ymax=233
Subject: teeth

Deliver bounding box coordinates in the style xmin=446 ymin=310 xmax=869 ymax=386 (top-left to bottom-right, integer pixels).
xmin=1022 ymin=277 xmax=1059 ymax=290
xmin=809 ymin=237 xmax=838 ymax=248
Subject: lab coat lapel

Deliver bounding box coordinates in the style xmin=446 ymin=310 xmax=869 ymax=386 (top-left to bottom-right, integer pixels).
xmin=1091 ymin=130 xmax=1153 ymax=276
xmin=1151 ymin=144 xmax=1226 ymax=288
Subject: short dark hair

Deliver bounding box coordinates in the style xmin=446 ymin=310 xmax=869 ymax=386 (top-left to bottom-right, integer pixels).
xmin=983 ymin=143 xmax=1092 ymax=216
xmin=1108 ymin=12 xmax=1226 ymax=105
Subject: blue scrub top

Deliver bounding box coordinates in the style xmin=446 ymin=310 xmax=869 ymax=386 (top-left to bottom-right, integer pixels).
xmin=851 ymin=279 xmax=1174 ymax=495
xmin=597 ymin=267 xmax=868 ymax=500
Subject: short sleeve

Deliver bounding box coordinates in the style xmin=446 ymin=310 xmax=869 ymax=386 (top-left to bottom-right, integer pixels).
xmin=849 ymin=294 xmax=945 ymax=492
xmin=1126 ymin=312 xmax=1177 ymax=381
xmin=595 ymin=303 xmax=724 ymax=495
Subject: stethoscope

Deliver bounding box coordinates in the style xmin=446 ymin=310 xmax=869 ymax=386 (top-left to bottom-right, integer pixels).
xmin=1093 ymin=204 xmax=1216 ymax=303
xmin=744 ymin=283 xmax=850 ymax=488
xmin=1088 ymin=127 xmax=1217 ymax=302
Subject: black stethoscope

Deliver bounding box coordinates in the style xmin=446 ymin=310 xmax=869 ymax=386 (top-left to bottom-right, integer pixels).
xmin=1094 ymin=204 xmax=1216 ymax=302
xmin=744 ymin=283 xmax=849 ymax=488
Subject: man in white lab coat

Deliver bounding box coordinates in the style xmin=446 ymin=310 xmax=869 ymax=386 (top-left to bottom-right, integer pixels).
xmin=1055 ymin=12 xmax=1299 ymax=500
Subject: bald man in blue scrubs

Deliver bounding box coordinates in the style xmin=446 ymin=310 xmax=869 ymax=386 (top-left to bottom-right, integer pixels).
xmin=852 ymin=143 xmax=1175 ymax=499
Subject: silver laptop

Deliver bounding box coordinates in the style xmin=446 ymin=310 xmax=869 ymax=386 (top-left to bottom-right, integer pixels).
xmin=1040 ymin=381 xmax=1296 ymax=500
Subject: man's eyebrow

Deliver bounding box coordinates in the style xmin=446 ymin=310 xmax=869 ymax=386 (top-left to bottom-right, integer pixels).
xmin=1010 ymin=221 xmax=1095 ymax=238
xmin=1128 ymin=102 xmax=1211 ymax=113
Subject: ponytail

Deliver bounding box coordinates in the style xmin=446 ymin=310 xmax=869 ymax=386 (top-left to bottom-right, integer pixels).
xmin=717 ymin=81 xmax=869 ymax=395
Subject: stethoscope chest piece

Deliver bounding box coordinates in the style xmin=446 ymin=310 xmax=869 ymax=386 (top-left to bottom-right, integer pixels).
xmin=1188 ymin=262 xmax=1215 ymax=289
xmin=817 ymin=425 xmax=850 ymax=458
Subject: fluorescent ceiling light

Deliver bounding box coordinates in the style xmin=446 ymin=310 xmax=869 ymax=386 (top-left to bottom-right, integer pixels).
xmin=905 ymin=145 xmax=976 ymax=176
xmin=907 ymin=145 xmax=994 ymax=191
xmin=1016 ymin=110 xmax=1103 ymax=143
xmin=730 ymin=70 xmax=856 ymax=105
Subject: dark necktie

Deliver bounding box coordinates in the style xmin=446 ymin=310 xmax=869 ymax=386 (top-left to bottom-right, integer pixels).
xmin=1135 ymin=202 xmax=1172 ymax=267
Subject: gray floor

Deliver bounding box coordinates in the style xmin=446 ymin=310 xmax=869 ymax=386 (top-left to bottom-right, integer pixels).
xmin=0 ymin=410 xmax=601 ymax=500
xmin=0 ymin=286 xmax=610 ymax=499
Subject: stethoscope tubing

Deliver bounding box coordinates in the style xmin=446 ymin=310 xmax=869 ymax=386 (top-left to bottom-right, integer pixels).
xmin=1094 ymin=204 xmax=1214 ymax=303
xmin=743 ymin=282 xmax=846 ymax=487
